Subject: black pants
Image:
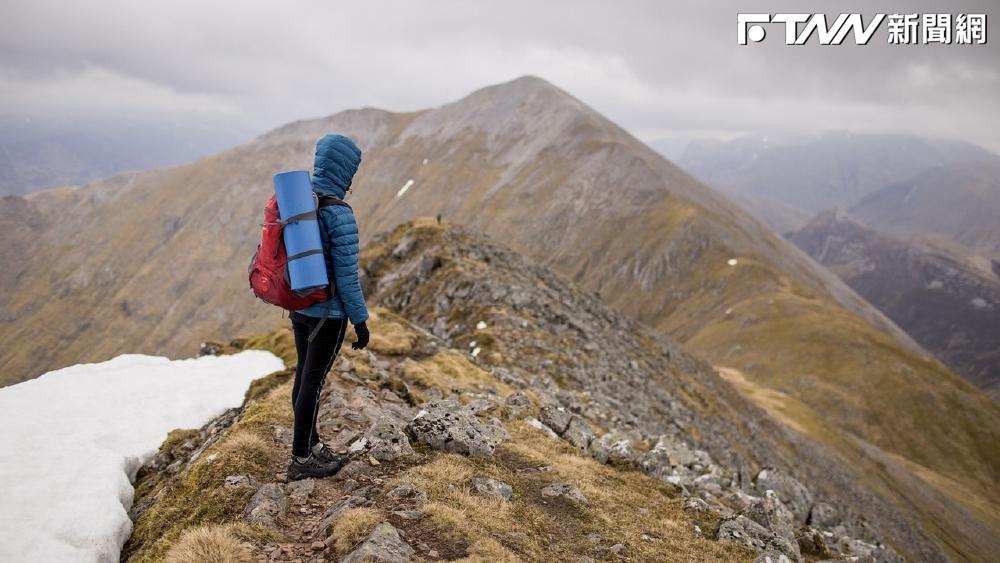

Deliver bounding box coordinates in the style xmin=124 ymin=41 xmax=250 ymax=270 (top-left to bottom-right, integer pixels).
xmin=290 ymin=312 xmax=348 ymax=458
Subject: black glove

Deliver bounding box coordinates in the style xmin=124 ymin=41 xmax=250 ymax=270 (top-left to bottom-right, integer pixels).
xmin=352 ymin=321 xmax=369 ymax=350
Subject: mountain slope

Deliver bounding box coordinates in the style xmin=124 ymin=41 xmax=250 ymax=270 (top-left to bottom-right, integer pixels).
xmin=791 ymin=211 xmax=1000 ymax=398
xmin=2 ymin=76 xmax=998 ymax=560
xmin=128 ymin=220 xmax=922 ymax=562
xmin=850 ymin=159 xmax=1000 ymax=263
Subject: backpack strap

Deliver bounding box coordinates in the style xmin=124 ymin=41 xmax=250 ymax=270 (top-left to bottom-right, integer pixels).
xmin=308 ymin=195 xmax=347 ymax=334
xmin=318 ymin=195 xmax=351 ymax=209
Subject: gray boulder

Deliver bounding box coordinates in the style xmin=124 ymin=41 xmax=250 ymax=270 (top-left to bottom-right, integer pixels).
xmin=717 ymin=515 xmax=801 ymax=562
xmin=639 ymin=434 xmax=698 ymax=478
xmin=386 ymin=482 xmax=427 ymax=504
xmin=407 ymin=399 xmax=508 ymax=457
xmin=244 ymin=483 xmax=287 ymax=528
xmin=359 ymin=415 xmax=415 ymax=461
xmin=755 ymin=467 xmax=813 ymax=525
xmin=504 ymin=392 xmax=531 ymax=411
xmin=524 ymin=416 xmax=559 ymax=439
xmin=588 ymin=431 xmax=637 ymax=466
xmin=744 ymin=491 xmax=799 ymax=559
xmin=541 ymin=483 xmax=588 ymax=504
xmin=471 ymin=476 xmax=514 ymax=501
xmin=224 ymin=474 xmax=255 ymax=489
xmin=563 ymin=416 xmax=595 ymax=450
xmin=340 ymin=522 xmax=415 ymax=563
xmin=285 ymin=478 xmax=315 ymax=502
xmin=538 ymin=404 xmax=573 ymax=434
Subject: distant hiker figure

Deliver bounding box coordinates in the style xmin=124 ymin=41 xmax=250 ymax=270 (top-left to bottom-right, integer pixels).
xmin=287 ymin=134 xmax=370 ymax=480
xmin=436 ymin=213 xmax=442 ymax=225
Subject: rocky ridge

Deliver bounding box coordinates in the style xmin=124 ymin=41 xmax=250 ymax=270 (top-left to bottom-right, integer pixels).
xmin=125 ymin=221 xmax=929 ymax=562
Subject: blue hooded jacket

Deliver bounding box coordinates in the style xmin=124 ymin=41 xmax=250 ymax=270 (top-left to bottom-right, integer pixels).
xmin=295 ymin=134 xmax=369 ymax=324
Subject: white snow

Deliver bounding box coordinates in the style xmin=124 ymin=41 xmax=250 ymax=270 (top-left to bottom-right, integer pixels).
xmin=0 ymin=350 xmax=284 ymax=563
xmin=475 ymin=321 xmax=488 ymax=330
xmin=727 ymin=258 xmax=739 ymax=266
xmin=396 ymin=179 xmax=415 ymax=197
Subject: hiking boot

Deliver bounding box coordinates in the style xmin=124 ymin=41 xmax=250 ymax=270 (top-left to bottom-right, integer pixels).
xmin=287 ymin=453 xmax=346 ymax=481
xmin=312 ymin=443 xmax=350 ymax=466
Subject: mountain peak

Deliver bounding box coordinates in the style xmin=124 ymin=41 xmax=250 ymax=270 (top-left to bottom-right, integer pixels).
xmin=473 ymin=74 xmax=566 ymax=98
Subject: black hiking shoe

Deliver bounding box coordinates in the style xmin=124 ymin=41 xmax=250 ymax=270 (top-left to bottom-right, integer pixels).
xmin=312 ymin=443 xmax=350 ymax=466
xmin=287 ymin=453 xmax=347 ymax=481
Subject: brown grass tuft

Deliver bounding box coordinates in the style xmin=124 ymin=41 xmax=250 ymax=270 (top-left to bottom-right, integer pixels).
xmin=163 ymin=525 xmax=253 ymax=563
xmin=333 ymin=507 xmax=383 ymax=553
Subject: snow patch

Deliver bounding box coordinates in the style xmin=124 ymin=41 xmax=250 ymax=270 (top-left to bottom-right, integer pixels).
xmin=422 ymin=158 xmax=429 ymax=165
xmin=475 ymin=321 xmax=488 ymax=330
xmin=0 ymin=350 xmax=284 ymax=563
xmin=471 ymin=347 xmax=481 ymax=358
xmin=396 ymin=179 xmax=415 ymax=197
xmin=727 ymin=258 xmax=739 ymax=266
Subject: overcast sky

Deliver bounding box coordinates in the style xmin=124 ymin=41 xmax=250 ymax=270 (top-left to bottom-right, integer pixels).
xmin=2 ymin=0 xmax=998 ymax=150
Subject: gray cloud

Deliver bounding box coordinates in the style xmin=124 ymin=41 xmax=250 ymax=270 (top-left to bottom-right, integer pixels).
xmin=1 ymin=0 xmax=997 ymax=149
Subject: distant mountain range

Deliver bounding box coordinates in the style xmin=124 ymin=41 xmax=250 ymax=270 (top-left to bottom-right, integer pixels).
xmin=659 ymin=132 xmax=998 ymax=236
xmin=2 ymin=77 xmax=998 ymax=561
xmin=0 ymin=115 xmax=255 ymax=195
xmin=850 ymin=158 xmax=1000 ymax=263
xmin=792 ymin=211 xmax=1000 ymax=398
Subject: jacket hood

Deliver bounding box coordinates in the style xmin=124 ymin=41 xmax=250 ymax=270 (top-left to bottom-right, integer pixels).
xmin=311 ymin=134 xmax=362 ymax=199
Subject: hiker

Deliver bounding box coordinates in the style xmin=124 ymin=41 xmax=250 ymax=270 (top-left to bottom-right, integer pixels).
xmin=287 ymin=134 xmax=370 ymax=481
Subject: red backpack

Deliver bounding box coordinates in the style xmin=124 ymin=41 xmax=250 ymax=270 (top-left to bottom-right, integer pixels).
xmin=247 ymin=194 xmax=348 ymax=310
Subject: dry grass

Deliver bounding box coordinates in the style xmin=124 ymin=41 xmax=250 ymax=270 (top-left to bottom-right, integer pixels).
xmin=365 ymin=308 xmax=418 ymax=355
xmin=164 ymin=525 xmax=253 ymax=563
xmin=384 ymin=421 xmax=753 ymax=562
xmin=218 ymin=431 xmax=270 ymax=459
xmin=332 ymin=507 xmax=383 ymax=554
xmin=402 ymin=351 xmax=512 ymax=398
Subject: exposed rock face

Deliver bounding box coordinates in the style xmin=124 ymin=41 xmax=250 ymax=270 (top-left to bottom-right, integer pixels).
xmin=340 ymin=522 xmax=415 ymax=563
xmin=407 ymin=399 xmax=508 ymax=456
xmin=244 ymin=483 xmax=287 ymax=528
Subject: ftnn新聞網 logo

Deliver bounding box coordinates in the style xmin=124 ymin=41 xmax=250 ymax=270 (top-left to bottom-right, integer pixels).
xmin=737 ymin=13 xmax=987 ymax=45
